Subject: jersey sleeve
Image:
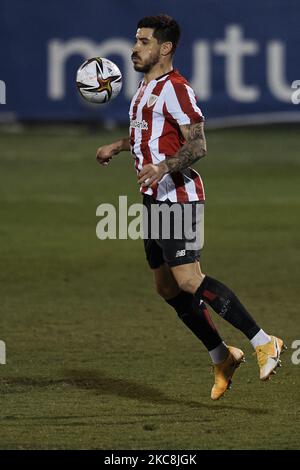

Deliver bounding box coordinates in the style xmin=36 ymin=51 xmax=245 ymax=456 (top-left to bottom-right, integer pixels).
xmin=164 ymin=80 xmax=204 ymax=126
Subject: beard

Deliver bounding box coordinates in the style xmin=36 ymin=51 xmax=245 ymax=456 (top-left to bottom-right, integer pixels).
xmin=132 ymin=52 xmax=160 ymax=73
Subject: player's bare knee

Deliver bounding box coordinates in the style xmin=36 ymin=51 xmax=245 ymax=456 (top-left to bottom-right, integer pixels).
xmin=176 ymin=277 xmax=197 ymax=294
xmin=155 ymin=282 xmax=180 ymax=300
xmin=176 ymin=272 xmax=205 ymax=294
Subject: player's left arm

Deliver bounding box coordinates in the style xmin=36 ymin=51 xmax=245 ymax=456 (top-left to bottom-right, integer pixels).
xmin=163 ymin=121 xmax=207 ymax=173
xmin=138 ymin=121 xmax=207 ymax=187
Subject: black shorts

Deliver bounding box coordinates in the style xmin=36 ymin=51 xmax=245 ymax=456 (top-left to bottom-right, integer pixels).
xmin=143 ymin=194 xmax=204 ymax=269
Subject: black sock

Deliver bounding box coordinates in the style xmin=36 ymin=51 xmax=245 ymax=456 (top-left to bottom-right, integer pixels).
xmin=166 ymin=291 xmax=223 ymax=351
xmin=195 ymin=276 xmax=260 ymax=340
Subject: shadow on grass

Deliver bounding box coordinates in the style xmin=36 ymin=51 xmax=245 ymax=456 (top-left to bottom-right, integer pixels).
xmin=0 ymin=369 xmax=269 ymax=416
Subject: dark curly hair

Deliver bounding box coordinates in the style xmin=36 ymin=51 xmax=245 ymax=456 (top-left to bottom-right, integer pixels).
xmin=137 ymin=14 xmax=180 ymax=54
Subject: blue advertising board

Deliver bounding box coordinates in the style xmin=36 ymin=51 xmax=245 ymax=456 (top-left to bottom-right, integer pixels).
xmin=0 ymin=0 xmax=299 ymax=125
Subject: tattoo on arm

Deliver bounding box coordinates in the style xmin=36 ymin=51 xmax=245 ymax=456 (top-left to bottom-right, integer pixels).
xmin=164 ymin=122 xmax=207 ymax=173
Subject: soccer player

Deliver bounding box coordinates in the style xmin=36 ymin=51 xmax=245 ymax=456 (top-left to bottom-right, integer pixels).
xmin=96 ymin=15 xmax=285 ymax=400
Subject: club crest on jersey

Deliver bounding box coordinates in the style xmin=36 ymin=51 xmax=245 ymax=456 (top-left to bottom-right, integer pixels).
xmin=130 ymin=119 xmax=148 ymax=131
xmin=147 ymin=94 xmax=158 ymax=108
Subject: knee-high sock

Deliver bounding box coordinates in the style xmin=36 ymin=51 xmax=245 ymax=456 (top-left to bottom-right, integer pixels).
xmin=166 ymin=291 xmax=223 ymax=351
xmin=195 ymin=275 xmax=260 ymax=340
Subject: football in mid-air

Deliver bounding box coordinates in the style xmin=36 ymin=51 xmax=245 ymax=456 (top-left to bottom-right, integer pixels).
xmin=76 ymin=57 xmax=122 ymax=104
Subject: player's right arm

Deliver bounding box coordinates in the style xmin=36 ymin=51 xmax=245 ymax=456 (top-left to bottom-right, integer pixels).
xmin=96 ymin=138 xmax=130 ymax=166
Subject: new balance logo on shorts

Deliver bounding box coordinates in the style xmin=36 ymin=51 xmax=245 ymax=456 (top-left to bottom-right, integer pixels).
xmin=176 ymin=249 xmax=186 ymax=258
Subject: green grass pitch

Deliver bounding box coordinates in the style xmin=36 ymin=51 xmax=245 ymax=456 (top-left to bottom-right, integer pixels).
xmin=0 ymin=125 xmax=299 ymax=449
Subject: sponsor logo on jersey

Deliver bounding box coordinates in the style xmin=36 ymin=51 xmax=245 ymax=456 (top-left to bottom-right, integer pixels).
xmin=130 ymin=119 xmax=148 ymax=131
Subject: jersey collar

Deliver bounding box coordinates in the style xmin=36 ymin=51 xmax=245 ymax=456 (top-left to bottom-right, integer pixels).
xmin=155 ymin=69 xmax=175 ymax=81
xmin=140 ymin=69 xmax=176 ymax=88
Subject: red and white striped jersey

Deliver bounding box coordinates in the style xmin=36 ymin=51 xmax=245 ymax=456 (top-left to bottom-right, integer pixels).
xmin=129 ymin=69 xmax=205 ymax=202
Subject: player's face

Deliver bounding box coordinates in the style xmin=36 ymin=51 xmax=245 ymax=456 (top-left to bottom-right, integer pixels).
xmin=131 ymin=28 xmax=161 ymax=73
